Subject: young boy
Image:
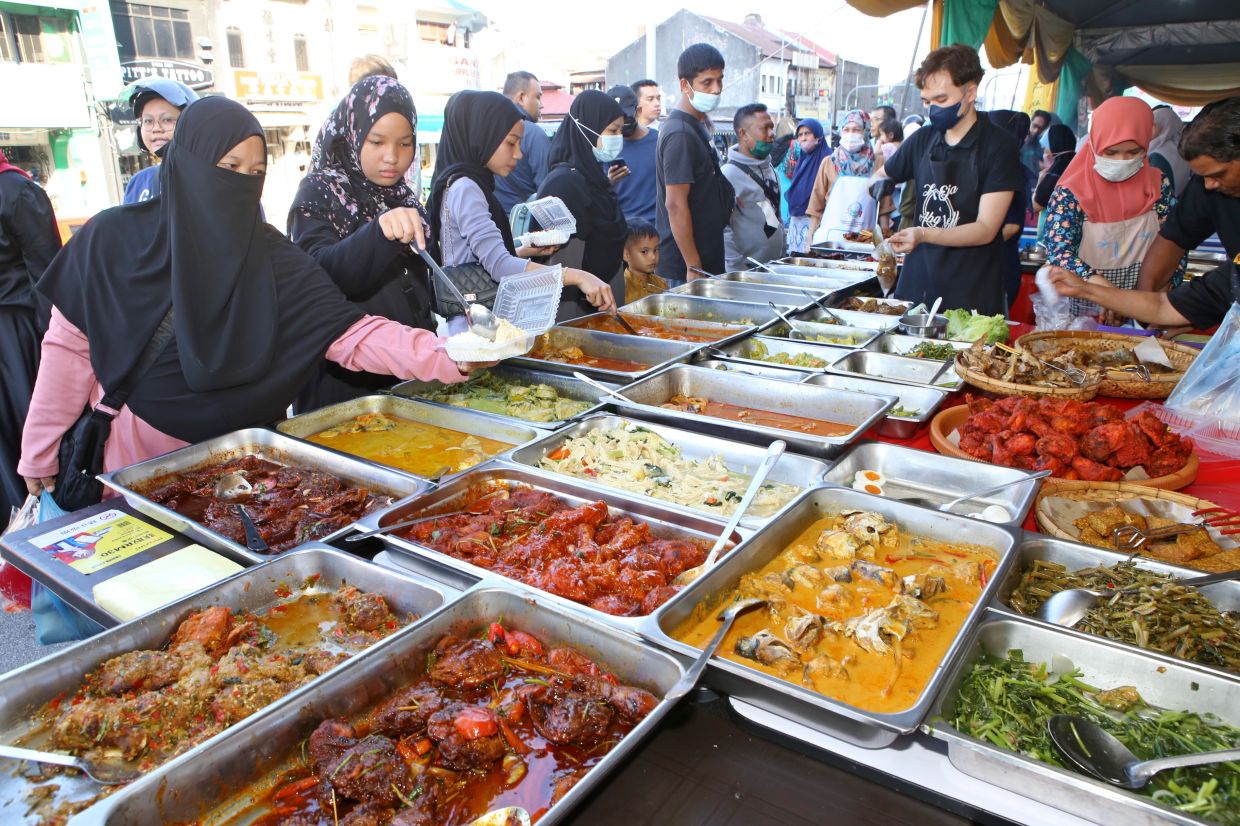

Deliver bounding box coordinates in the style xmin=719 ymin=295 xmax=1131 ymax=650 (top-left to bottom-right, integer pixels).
xmin=623 ymin=222 xmax=667 ymax=303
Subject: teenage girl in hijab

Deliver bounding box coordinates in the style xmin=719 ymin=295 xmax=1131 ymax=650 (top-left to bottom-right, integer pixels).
xmin=807 ymin=110 xmax=883 ymax=246
xmin=537 ymin=89 xmax=628 ymax=320
xmin=1148 ymin=107 xmax=1191 ymax=198
xmin=289 ymin=75 xmax=435 ymax=411
xmin=19 ymin=97 xmax=471 ymax=497
xmin=1044 ymin=96 xmax=1179 ymax=320
xmin=428 ymin=90 xmax=613 ymax=332
xmin=783 ymin=118 xmax=830 ymax=254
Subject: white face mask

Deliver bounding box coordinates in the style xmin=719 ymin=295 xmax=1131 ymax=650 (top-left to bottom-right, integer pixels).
xmin=1093 ymin=153 xmax=1144 ymax=183
xmin=688 ymin=90 xmax=720 ymax=114
xmin=840 ymin=132 xmax=865 ymax=152
xmin=593 ymin=134 xmax=624 ymax=163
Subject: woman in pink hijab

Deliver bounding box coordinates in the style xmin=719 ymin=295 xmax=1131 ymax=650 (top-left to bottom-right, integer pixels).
xmin=1043 ymin=96 xmax=1180 ymax=319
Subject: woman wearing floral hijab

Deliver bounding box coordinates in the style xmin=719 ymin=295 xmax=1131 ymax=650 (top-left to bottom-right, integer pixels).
xmin=289 ymin=75 xmax=433 ymax=410
xmin=807 ymin=109 xmax=883 ymax=245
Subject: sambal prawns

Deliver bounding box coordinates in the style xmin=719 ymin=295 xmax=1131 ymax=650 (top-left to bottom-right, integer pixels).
xmin=248 ymin=623 xmax=658 ymax=825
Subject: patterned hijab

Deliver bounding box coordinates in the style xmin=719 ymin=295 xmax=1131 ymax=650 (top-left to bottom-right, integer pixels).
xmin=290 ymin=75 xmax=426 ymax=238
xmin=831 ymin=109 xmax=876 ymax=177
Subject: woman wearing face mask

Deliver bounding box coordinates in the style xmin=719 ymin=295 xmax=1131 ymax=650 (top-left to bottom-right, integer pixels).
xmin=122 ymin=77 xmax=199 ymax=204
xmin=429 ymin=90 xmax=614 ymax=331
xmin=1148 ymin=106 xmax=1191 ymax=198
xmin=1044 ymin=96 xmax=1179 ymax=320
xmin=807 ymin=110 xmax=882 ymax=245
xmin=537 ymin=89 xmax=629 ymax=320
xmin=289 ymin=75 xmax=436 ymax=411
xmin=20 ymin=97 xmax=472 ymax=502
xmin=783 ymin=119 xmax=831 ymax=254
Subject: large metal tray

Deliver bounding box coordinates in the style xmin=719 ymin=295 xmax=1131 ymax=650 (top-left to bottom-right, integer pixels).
xmin=612 ymin=364 xmax=895 ymax=459
xmin=762 ymin=263 xmax=876 ymax=278
xmin=829 ymin=350 xmax=951 ymax=388
xmin=505 ymin=414 xmax=833 ymax=529
xmin=76 ymin=585 xmax=687 ymax=826
xmin=801 ymin=374 xmax=948 ymax=440
xmin=924 ymin=615 xmax=1240 ymax=826
xmin=98 ymin=428 xmax=429 ymax=564
xmin=357 ymin=464 xmax=745 ymax=632
xmin=822 ymin=441 xmax=1041 ymax=524
xmin=990 ymin=534 xmax=1240 ymax=676
xmin=692 ymin=358 xmax=808 ymax=382
xmin=776 ymin=256 xmax=879 ymax=272
xmin=387 ymin=364 xmax=620 ymax=430
xmin=618 ymin=294 xmax=780 ymax=327
xmin=561 ymin=312 xmax=749 ymax=346
xmin=707 ymin=335 xmax=853 ymax=374
xmin=719 ymin=269 xmax=865 ymax=293
xmin=792 ymin=306 xmax=901 ymax=331
xmin=275 ymin=394 xmax=542 ymax=482
xmin=864 ymin=332 xmax=972 ymax=361
xmin=1 ymin=546 xmax=450 ymax=826
xmin=761 ymin=319 xmax=883 ymax=349
xmin=668 ymin=278 xmax=815 ymax=309
xmin=509 ymin=325 xmax=697 ymax=382
xmin=640 ymin=486 xmax=1019 ymax=748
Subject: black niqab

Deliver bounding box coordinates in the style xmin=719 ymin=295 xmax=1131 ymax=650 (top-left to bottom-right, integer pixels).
xmin=429 ymin=90 xmax=521 ymax=254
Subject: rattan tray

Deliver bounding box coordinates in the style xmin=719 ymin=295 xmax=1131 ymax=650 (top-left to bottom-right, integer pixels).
xmin=1016 ymin=330 xmax=1198 ymax=399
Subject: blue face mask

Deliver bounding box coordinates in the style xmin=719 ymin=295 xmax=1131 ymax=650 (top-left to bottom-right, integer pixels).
xmin=1039 ymin=130 xmax=1051 ymax=150
xmin=928 ymin=100 xmax=964 ymax=132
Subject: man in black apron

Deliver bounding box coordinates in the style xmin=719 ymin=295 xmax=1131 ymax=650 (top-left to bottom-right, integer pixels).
xmin=877 ymin=45 xmax=1025 ymax=316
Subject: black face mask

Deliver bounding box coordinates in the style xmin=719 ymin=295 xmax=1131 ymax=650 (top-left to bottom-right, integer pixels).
xmin=620 ymin=117 xmax=637 ymax=138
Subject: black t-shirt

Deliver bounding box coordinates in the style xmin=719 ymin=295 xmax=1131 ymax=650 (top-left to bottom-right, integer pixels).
xmin=1167 ymin=262 xmax=1239 ymax=329
xmin=654 ymin=109 xmax=733 ymax=278
xmin=1160 ymin=177 xmax=1240 ymax=260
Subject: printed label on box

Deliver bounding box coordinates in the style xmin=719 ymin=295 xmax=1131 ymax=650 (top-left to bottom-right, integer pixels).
xmin=30 ymin=510 xmax=173 ymax=575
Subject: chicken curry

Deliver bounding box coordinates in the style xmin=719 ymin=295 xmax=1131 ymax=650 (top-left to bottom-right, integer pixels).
xmin=307 ymin=413 xmax=513 ymax=478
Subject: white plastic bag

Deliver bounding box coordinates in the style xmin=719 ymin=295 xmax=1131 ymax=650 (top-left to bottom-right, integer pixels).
xmin=1031 ymin=265 xmax=1074 ymax=330
xmin=3 ymin=494 xmax=39 ymax=537
xmin=1165 ymin=300 xmax=1240 ymax=424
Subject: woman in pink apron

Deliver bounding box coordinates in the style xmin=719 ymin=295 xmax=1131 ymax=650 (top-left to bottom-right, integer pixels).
xmin=1044 ymin=96 xmax=1179 ymax=320
xmin=807 ymin=110 xmax=881 ymax=246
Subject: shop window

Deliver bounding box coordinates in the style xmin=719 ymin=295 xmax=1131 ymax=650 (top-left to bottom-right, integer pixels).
xmin=226 ymin=26 xmax=244 ymax=68
xmin=293 ymin=33 xmax=308 ymax=72
xmin=110 ymin=3 xmax=195 ymax=62
xmin=12 ymin=13 xmax=75 ymax=64
xmin=416 ymin=20 xmax=450 ymax=44
xmin=0 ymin=16 xmax=12 ymax=62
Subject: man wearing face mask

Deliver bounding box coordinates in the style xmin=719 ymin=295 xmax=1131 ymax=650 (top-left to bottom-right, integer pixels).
xmin=606 ymin=85 xmax=659 ymax=226
xmin=655 ymin=43 xmax=735 ymax=283
xmin=721 ymin=103 xmax=784 ymax=271
xmin=879 ymin=45 xmax=1024 ymax=315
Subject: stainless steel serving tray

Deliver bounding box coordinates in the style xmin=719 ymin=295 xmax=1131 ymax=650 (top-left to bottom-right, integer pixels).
xmin=357 ymin=464 xmax=744 ymax=632
xmin=275 ymin=394 xmax=542 ymax=483
xmin=864 ymin=332 xmax=972 ymax=361
xmin=801 ymin=375 xmax=947 ymax=440
xmin=826 ymin=295 xmax=913 ymax=314
xmin=990 ymin=534 xmax=1240 ymax=676
xmin=718 ymin=269 xmax=865 ymax=292
xmin=668 ymin=278 xmax=815 ymax=309
xmin=509 ymin=325 xmax=697 ymax=382
xmin=821 ymin=441 xmax=1040 ymax=524
xmin=618 ymin=294 xmax=780 ymax=327
xmin=98 ymin=428 xmax=429 ymax=564
xmin=761 ymin=319 xmax=883 ymax=349
xmin=708 ymin=335 xmax=853 ymax=374
xmin=692 ymin=358 xmax=808 ymax=382
xmin=611 ymin=364 xmax=895 ymax=459
xmin=776 ymin=256 xmax=879 ymax=272
xmin=3 ymin=546 xmax=450 ymax=826
xmin=560 ymin=312 xmax=750 ymax=346
xmin=828 ymin=350 xmax=953 ymax=389
xmin=506 ymin=414 xmax=832 ymax=529
xmin=762 ymin=263 xmax=877 ymax=278
xmin=77 ymin=585 xmax=687 ymax=826
xmin=923 ymin=615 xmax=1240 ymax=826
xmin=791 ymin=306 xmax=901 ymax=331
xmin=640 ymin=486 xmax=1019 ymax=748
xmin=387 ymin=364 xmax=620 ymax=430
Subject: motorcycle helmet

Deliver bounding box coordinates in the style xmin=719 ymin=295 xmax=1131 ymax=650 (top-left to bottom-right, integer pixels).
xmin=124 ymin=78 xmax=199 ymax=151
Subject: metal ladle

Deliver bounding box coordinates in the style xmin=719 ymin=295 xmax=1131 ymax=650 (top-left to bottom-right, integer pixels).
xmin=799 ymin=291 xmax=847 ymax=324
xmin=663 ymin=597 xmax=768 ymax=703
xmin=1035 ymin=567 xmax=1240 ymax=627
xmin=412 ymin=245 xmax=499 ymax=340
xmin=212 ymin=473 xmax=269 ymax=553
xmin=1048 ymin=714 xmax=1240 ymax=789
xmin=0 ymin=744 xmax=142 ymax=785
xmin=768 ymin=302 xmax=814 ymax=341
xmin=902 ymin=470 xmax=1052 ymax=513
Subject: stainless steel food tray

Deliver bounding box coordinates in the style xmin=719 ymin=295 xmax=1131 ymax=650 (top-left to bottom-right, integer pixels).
xmin=801 ymin=375 xmax=947 ymax=440
xmin=760 ymin=318 xmax=883 ymax=349
xmin=387 ymin=363 xmax=621 ymax=430
xmin=561 ymin=312 xmax=750 ymax=347
xmin=762 ymin=263 xmax=877 ymax=278
xmin=776 ymin=256 xmax=879 ymax=271
xmin=618 ymin=294 xmax=781 ymax=327
xmin=668 ymin=278 xmax=815 ymax=309
xmin=275 ymin=394 xmax=542 ymax=482
xmin=719 ymin=269 xmax=866 ymax=293
xmin=923 ymin=615 xmax=1240 ymax=826
xmin=358 ymin=463 xmax=745 ymax=631
xmin=692 ymin=358 xmax=808 ymax=382
xmin=611 ymin=364 xmax=895 ymax=459
xmin=822 ymin=441 xmax=1040 ymax=524
xmin=3 ymin=546 xmax=450 ymax=826
xmin=506 ymin=413 xmax=832 ymax=529
xmin=509 ymin=325 xmax=697 ymax=382
xmin=864 ymin=332 xmax=971 ymax=361
xmin=98 ymin=428 xmax=429 ymax=564
xmin=640 ymin=486 xmax=1019 ymax=748
xmin=707 ymin=335 xmax=853 ymax=374
xmin=792 ymin=306 xmax=901 ymax=331
xmin=826 ymin=295 xmax=912 ymax=314
xmin=828 ymin=350 xmax=952 ymax=389
xmin=76 ymin=585 xmax=687 ymax=826
xmin=990 ymin=534 xmax=1240 ymax=676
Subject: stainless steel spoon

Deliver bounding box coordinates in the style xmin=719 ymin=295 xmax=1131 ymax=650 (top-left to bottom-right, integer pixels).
xmin=663 ymin=597 xmax=768 ymax=703
xmin=901 ymin=470 xmax=1052 ymax=513
xmin=799 ymin=291 xmax=847 ymax=324
xmin=572 ymin=371 xmax=633 ymax=405
xmin=213 ymin=472 xmax=252 ymax=500
xmin=1048 ymin=714 xmax=1240 ymax=789
xmin=412 ymin=245 xmax=499 ymax=340
xmin=1035 ymin=567 xmax=1240 ymax=627
xmin=0 ymin=744 xmax=142 ymax=785
xmin=746 ymin=257 xmax=775 ymax=272
xmin=767 ymin=302 xmax=812 ymax=341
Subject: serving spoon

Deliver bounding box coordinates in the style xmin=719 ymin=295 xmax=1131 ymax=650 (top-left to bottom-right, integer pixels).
xmin=799 ymin=291 xmax=847 ymax=324
xmin=1048 ymin=714 xmax=1240 ymax=789
xmin=211 ymin=473 xmax=269 ymax=553
xmin=901 ymin=470 xmax=1051 ymax=513
xmin=746 ymin=257 xmax=775 ymax=272
xmin=1035 ymin=567 xmax=1240 ymax=627
xmin=767 ymin=302 xmax=814 ymax=341
xmin=412 ymin=244 xmax=499 ymax=340
xmin=571 ymin=371 xmax=634 ymax=406
xmin=664 ymin=597 xmax=768 ymax=703
xmin=0 ymin=744 xmax=142 ymax=785
xmin=673 ymin=440 xmax=785 ymax=586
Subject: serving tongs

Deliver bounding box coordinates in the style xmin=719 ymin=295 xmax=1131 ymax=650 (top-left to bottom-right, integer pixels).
xmin=994 ymin=342 xmax=1089 ymax=386
xmin=1112 ymin=522 xmax=1205 ymax=553
xmin=1115 ymin=363 xmax=1153 ymax=381
xmin=871 ymin=209 xmax=899 ymax=292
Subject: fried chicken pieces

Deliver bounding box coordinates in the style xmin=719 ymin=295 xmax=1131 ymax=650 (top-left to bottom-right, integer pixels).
xmin=958 ymin=396 xmax=1192 ymax=480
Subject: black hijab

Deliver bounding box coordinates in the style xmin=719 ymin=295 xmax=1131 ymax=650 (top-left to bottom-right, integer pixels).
xmin=429 ymin=90 xmax=521 ymax=255
xmin=1045 ymin=123 xmax=1077 ymax=176
xmin=988 ymin=109 xmax=1031 ymax=145
xmin=543 ymin=90 xmax=627 ymax=253
xmin=39 ymin=96 xmax=364 ymax=441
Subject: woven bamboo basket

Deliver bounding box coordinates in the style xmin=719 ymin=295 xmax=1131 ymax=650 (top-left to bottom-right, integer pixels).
xmin=951 ymin=354 xmax=1101 ymax=401
xmin=1015 ymin=330 xmax=1199 ymax=399
xmin=1034 ymin=480 xmax=1219 ymax=541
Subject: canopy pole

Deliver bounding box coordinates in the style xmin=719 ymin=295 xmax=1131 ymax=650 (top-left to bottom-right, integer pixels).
xmin=900 ymin=0 xmax=932 ymax=115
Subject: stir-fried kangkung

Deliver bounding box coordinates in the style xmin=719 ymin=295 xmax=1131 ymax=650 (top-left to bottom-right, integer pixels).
xmin=403 ymin=488 xmax=709 ymax=617
xmin=415 ymin=370 xmax=592 ymax=423
xmin=247 ymin=624 xmax=658 ymax=825
xmin=23 ymin=583 xmax=410 ymax=824
xmin=308 ymin=412 xmax=513 ymax=478
xmin=144 ymin=456 xmax=390 ymax=553
xmin=746 ymin=340 xmax=831 ymax=368
xmin=660 ymin=394 xmax=853 ymax=437
xmin=675 ymin=511 xmax=995 ymax=713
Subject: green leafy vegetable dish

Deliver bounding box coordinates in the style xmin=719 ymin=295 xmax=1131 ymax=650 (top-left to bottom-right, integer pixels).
xmin=944 ymin=308 xmax=1009 ymax=345
xmin=418 ymin=370 xmax=592 ymax=423
xmin=748 ymin=340 xmax=831 ymax=368
xmin=905 ymin=341 xmax=958 ymax=361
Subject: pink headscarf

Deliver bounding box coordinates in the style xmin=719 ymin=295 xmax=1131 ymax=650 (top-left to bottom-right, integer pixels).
xmin=1056 ymin=96 xmax=1161 ymax=224
xmin=0 ymin=149 xmax=31 ymax=180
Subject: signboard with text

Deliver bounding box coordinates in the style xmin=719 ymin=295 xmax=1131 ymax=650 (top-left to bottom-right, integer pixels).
xmin=121 ymin=59 xmax=214 ymax=90
xmin=234 ymin=70 xmax=324 ymax=102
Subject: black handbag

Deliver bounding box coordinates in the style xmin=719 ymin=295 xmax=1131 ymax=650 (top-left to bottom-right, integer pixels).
xmin=51 ymin=309 xmax=175 ymax=512
xmin=431 ymin=262 xmax=498 ymax=319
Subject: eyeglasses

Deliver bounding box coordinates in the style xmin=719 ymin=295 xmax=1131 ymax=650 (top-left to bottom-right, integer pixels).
xmin=140 ymin=115 xmax=178 ymax=129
